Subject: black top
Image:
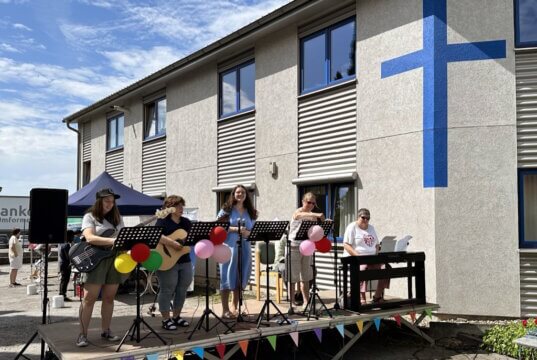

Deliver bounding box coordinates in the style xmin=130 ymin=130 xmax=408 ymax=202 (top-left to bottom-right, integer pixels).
xmin=155 ymin=216 xmax=192 ymax=264
xmin=59 ymin=243 xmax=71 ymax=271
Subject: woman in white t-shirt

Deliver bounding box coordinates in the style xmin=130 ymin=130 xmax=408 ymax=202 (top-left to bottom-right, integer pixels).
xmin=342 ymin=208 xmax=389 ymax=304
xmin=8 ymin=228 xmax=23 ymax=287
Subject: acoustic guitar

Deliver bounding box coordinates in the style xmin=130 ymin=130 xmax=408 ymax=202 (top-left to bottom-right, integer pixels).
xmin=155 ymin=228 xmax=190 ymax=271
xmin=69 ymin=207 xmax=175 ymax=272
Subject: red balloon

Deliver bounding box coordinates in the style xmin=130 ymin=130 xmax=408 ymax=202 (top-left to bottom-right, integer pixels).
xmin=131 ymin=243 xmax=151 ymax=263
xmin=315 ymin=237 xmax=332 ymax=253
xmin=210 ymin=226 xmax=228 ymax=245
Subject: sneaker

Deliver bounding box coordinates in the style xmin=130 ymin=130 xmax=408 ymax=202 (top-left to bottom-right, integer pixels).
xmin=162 ymin=318 xmax=177 ymax=330
xmin=13 ymin=282 xmax=22 ymax=286
xmin=76 ymin=334 xmax=88 ymax=347
xmin=100 ymin=330 xmax=120 ymax=341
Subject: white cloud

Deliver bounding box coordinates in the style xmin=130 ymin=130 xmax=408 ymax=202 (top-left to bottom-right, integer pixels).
xmin=100 ymin=46 xmax=184 ymax=79
xmin=13 ymin=23 xmax=32 ymax=31
xmin=0 ymin=43 xmax=20 ymax=53
xmin=0 ymin=125 xmax=77 ymax=196
xmin=78 ymin=0 xmax=114 ymax=8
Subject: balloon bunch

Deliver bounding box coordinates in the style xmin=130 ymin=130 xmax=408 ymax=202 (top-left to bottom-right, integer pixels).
xmin=114 ymin=243 xmax=163 ymax=274
xmin=299 ymin=225 xmax=332 ymax=256
xmin=194 ymin=226 xmax=232 ymax=264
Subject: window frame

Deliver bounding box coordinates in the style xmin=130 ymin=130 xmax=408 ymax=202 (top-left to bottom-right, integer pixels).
xmin=144 ymin=96 xmax=167 ymax=140
xmin=218 ymin=59 xmax=256 ymax=119
xmin=106 ymin=113 xmax=124 ymax=151
xmin=515 ymin=0 xmax=537 ymax=48
xmin=519 ymin=169 xmax=537 ymax=248
xmin=300 ymin=16 xmax=356 ymax=94
xmin=298 ymin=182 xmax=355 ymax=243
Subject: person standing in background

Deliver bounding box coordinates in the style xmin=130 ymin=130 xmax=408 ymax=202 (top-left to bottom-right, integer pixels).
xmin=8 ymin=228 xmax=23 ymax=287
xmin=58 ymin=230 xmax=74 ymax=301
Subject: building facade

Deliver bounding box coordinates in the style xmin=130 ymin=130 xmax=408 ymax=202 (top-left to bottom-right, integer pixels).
xmin=63 ymin=0 xmax=537 ymax=318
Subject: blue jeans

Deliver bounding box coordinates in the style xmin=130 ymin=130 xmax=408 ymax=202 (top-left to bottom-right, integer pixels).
xmin=156 ymin=262 xmax=193 ymax=313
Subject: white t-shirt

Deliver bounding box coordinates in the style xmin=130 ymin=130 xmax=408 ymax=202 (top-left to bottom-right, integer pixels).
xmin=342 ymin=223 xmax=378 ymax=257
xmin=82 ymin=213 xmax=124 ymax=237
xmin=8 ymin=235 xmax=23 ymax=259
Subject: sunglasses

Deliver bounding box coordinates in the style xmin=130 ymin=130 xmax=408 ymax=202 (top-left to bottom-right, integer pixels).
xmin=360 ymin=216 xmax=370 ymax=220
xmin=304 ymin=201 xmax=316 ymax=205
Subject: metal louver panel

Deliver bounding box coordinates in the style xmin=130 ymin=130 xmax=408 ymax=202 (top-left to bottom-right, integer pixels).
xmin=82 ymin=122 xmax=91 ymax=162
xmin=217 ymin=114 xmax=255 ymax=187
xmin=142 ymin=137 xmax=166 ymax=196
xmin=517 ymin=49 xmax=537 ymax=168
xmin=298 ymin=84 xmax=357 ymax=179
xmin=521 ymin=252 xmax=537 ymax=317
xmin=105 ymin=149 xmax=124 ymax=183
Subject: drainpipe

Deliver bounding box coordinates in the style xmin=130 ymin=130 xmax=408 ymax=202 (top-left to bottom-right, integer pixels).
xmin=64 ymin=119 xmax=81 ymax=190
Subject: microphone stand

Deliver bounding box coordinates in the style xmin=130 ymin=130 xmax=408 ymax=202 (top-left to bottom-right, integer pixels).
xmin=236 ymin=218 xmax=246 ymax=322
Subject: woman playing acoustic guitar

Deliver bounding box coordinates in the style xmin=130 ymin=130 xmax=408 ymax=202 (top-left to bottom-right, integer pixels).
xmin=77 ymin=188 xmax=124 ymax=347
xmin=155 ymin=195 xmax=193 ymax=330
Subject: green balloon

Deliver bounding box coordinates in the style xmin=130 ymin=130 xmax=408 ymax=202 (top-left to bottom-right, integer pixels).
xmin=142 ymin=250 xmax=163 ymax=271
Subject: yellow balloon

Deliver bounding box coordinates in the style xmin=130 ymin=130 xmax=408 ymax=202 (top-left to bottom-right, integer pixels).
xmin=114 ymin=253 xmax=136 ymax=274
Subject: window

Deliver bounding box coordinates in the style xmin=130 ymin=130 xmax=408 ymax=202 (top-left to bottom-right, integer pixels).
xmin=299 ymin=183 xmax=355 ymax=241
xmin=82 ymin=161 xmax=91 ymax=186
xmin=515 ymin=0 xmax=537 ymax=47
xmin=144 ymin=97 xmax=166 ymax=139
xmin=219 ymin=61 xmax=255 ymax=118
xmin=300 ymin=17 xmax=356 ymax=94
xmin=106 ymin=114 xmax=124 ymax=150
xmin=519 ymin=170 xmax=537 ymax=248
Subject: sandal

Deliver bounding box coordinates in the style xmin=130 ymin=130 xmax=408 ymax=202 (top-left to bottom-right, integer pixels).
xmin=173 ymin=316 xmax=189 ymax=327
xmin=222 ymin=311 xmax=236 ymax=320
xmin=372 ymin=296 xmax=385 ymax=304
xmin=162 ymin=318 xmax=177 ymax=330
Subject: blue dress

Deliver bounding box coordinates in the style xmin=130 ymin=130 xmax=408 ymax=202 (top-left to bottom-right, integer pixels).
xmin=218 ymin=208 xmax=254 ymax=290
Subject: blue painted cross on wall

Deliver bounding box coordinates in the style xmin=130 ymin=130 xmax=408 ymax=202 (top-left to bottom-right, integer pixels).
xmin=381 ymin=0 xmax=506 ymax=188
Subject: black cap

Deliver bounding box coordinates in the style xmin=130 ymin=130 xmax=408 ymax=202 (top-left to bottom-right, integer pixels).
xmin=96 ymin=188 xmax=120 ymax=199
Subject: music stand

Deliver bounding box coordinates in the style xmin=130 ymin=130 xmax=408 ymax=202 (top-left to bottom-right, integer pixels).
xmin=115 ymin=226 xmax=165 ymax=352
xmin=248 ymin=221 xmax=291 ymax=327
xmin=188 ymin=222 xmax=232 ymax=340
xmin=295 ymin=220 xmax=333 ymax=320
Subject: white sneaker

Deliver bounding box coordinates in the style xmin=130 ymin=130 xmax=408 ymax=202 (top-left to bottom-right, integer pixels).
xmin=76 ymin=334 xmax=88 ymax=347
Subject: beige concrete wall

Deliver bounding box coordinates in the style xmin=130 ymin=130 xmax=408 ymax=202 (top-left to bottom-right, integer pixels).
xmin=122 ymin=99 xmax=144 ymax=191
xmin=436 ymin=0 xmax=518 ymax=316
xmin=356 ymin=0 xmax=438 ymax=303
xmin=255 ymin=26 xmax=299 ymax=221
xmin=166 ymin=63 xmax=218 ymax=221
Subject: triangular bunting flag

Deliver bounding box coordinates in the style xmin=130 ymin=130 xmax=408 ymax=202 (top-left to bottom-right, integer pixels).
xmin=290 ymin=331 xmax=299 ymax=347
xmin=267 ymin=335 xmax=277 ymax=351
xmin=192 ymin=347 xmax=204 ymax=359
xmin=239 ymin=340 xmax=249 ymax=356
xmin=121 ymin=356 xmax=135 ymax=360
xmin=145 ymin=354 xmax=158 ymax=360
xmin=356 ymin=320 xmax=364 ymax=334
xmin=409 ymin=311 xmax=416 ymax=322
xmin=394 ymin=314 xmax=402 ymax=327
xmin=336 ymin=324 xmax=344 ymax=337
xmin=172 ymin=350 xmax=184 ymax=360
xmin=216 ymin=343 xmax=226 ymax=359
xmin=314 ymin=328 xmax=322 ymax=342
xmin=425 ymin=308 xmax=433 ymax=318
xmin=373 ymin=318 xmax=381 ymax=331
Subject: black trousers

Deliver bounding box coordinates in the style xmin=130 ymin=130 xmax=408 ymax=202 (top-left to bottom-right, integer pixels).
xmin=59 ymin=267 xmax=72 ymax=297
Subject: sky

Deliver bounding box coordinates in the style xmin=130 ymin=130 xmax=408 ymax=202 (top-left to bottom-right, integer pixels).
xmin=0 ymin=0 xmax=288 ymax=197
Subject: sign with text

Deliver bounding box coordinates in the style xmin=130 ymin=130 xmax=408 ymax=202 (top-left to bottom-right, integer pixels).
xmin=0 ymin=196 xmax=30 ymax=231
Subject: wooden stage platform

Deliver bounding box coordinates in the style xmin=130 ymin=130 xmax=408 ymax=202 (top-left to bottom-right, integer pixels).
xmin=36 ymin=291 xmax=438 ymax=360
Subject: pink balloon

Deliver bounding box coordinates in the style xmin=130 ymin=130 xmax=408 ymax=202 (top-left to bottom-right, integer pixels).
xmin=212 ymin=244 xmax=232 ymax=264
xmin=308 ymin=225 xmax=324 ymax=242
xmin=194 ymin=239 xmax=214 ymax=259
xmin=299 ymin=240 xmax=316 ymax=256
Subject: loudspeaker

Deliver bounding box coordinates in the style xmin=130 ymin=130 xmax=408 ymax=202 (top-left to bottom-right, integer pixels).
xmin=29 ymin=188 xmax=68 ymax=244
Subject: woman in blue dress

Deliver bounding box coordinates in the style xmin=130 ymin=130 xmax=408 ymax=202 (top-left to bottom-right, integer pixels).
xmin=217 ymin=185 xmax=257 ymax=319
